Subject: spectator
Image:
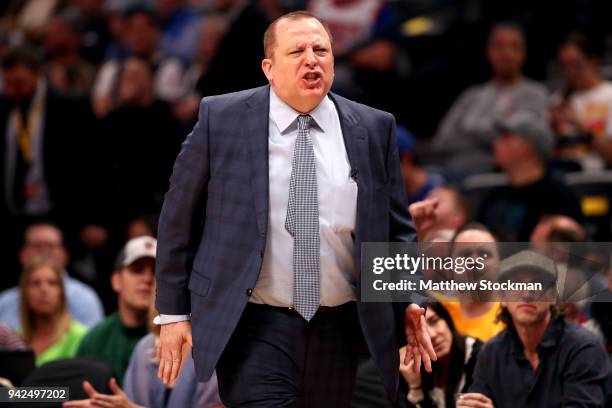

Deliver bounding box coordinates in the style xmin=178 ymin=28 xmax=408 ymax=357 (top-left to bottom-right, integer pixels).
xmin=0 ymin=324 xmax=27 ymax=351
xmin=43 ymin=11 xmax=96 ymax=95
xmin=76 ymin=236 xmax=156 ymax=384
xmin=0 ymin=223 xmax=104 ymax=329
xmin=66 ymin=291 xmax=222 ymax=408
xmin=442 ymin=223 xmax=505 ymax=342
xmin=551 ymin=31 xmax=612 ymax=168
xmin=92 ymin=6 xmax=184 ymax=116
xmin=477 ymin=112 xmax=582 ymax=241
xmin=0 ymin=45 xmax=98 ymax=285
xmin=431 ymin=23 xmax=548 ymax=181
xmin=96 ymin=56 xmax=181 ymax=245
xmin=397 ymin=126 xmax=443 ymax=205
xmin=19 ymin=257 xmax=87 ymax=366
xmin=463 ymin=250 xmax=610 ymax=408
xmin=400 ymin=303 xmax=482 ymax=408
xmin=530 ymin=215 xmax=588 ymax=243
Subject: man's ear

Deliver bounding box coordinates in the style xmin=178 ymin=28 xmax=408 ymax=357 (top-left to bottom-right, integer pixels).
xmin=262 ymin=58 xmax=273 ymax=81
xmin=111 ymin=271 xmax=122 ymax=293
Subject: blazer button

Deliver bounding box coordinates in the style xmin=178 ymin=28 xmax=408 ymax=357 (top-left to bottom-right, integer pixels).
xmin=246 ymin=288 xmax=253 ymax=296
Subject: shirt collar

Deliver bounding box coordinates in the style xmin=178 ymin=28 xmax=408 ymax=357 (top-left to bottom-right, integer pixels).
xmin=509 ymin=315 xmax=564 ymax=358
xmin=269 ymin=87 xmax=333 ymax=134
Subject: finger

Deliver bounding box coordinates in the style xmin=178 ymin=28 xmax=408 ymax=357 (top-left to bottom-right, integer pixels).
xmin=156 ymin=342 xmax=161 ymax=362
xmin=82 ymin=381 xmax=97 ymax=398
xmin=158 ymin=353 xmax=165 ymax=379
xmin=419 ymin=341 xmax=432 ymax=373
xmin=161 ymin=347 xmax=174 ymax=384
xmin=186 ymin=330 xmax=193 ymax=347
xmin=170 ymin=348 xmax=181 ymax=383
xmin=108 ymin=378 xmax=123 ymax=396
xmin=419 ymin=315 xmax=437 ymax=362
xmin=413 ymin=345 xmax=421 ymax=374
xmin=90 ymin=398 xmax=112 ymax=408
xmin=461 ymin=393 xmax=490 ymax=402
xmin=403 ymin=344 xmax=412 ymax=366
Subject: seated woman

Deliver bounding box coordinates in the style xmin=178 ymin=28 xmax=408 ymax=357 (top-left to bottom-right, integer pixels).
xmin=400 ymin=303 xmax=482 ymax=407
xmin=442 ymin=223 xmax=505 ymax=341
xmin=19 ymin=257 xmax=87 ymax=366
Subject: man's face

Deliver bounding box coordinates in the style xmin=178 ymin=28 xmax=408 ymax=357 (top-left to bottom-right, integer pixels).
xmin=494 ymin=133 xmax=531 ymax=169
xmin=262 ymin=17 xmax=334 ymax=113
xmin=113 ymin=257 xmax=155 ymax=312
xmin=19 ymin=226 xmax=69 ymax=268
xmin=1 ymin=64 xmax=39 ymax=103
xmin=118 ymin=58 xmax=153 ymax=105
xmin=124 ymin=14 xmax=159 ymax=57
xmin=487 ymin=28 xmax=525 ymax=80
xmin=558 ymin=44 xmax=591 ymax=89
xmin=503 ymin=269 xmax=555 ymax=326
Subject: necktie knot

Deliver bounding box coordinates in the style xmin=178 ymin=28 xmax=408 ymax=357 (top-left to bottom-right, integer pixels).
xmin=297 ymin=114 xmax=312 ymax=131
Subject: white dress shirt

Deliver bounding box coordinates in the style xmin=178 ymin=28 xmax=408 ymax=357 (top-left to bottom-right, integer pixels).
xmin=155 ymin=89 xmax=358 ymax=324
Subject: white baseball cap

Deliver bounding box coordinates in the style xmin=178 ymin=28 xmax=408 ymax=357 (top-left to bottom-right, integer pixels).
xmin=117 ymin=236 xmax=157 ymax=268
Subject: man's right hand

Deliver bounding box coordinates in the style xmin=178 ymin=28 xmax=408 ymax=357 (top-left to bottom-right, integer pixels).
xmin=157 ymin=320 xmax=193 ymax=385
xmin=409 ymin=197 xmax=439 ymax=241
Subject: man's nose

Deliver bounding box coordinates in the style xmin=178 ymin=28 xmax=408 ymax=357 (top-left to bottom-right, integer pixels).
xmin=304 ymin=48 xmax=317 ymax=66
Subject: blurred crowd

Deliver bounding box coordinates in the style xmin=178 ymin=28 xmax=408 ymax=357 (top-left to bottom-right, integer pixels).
xmin=2 ymin=0 xmax=612 ymax=406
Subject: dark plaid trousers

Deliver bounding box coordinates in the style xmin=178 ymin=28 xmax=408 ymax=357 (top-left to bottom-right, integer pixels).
xmin=216 ymin=302 xmax=364 ymax=408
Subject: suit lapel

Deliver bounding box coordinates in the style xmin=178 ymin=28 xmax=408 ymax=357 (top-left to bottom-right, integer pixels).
xmin=245 ymin=86 xmax=271 ymax=236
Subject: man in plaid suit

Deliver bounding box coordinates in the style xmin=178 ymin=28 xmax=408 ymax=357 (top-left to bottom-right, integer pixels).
xmin=155 ymin=11 xmax=436 ymax=407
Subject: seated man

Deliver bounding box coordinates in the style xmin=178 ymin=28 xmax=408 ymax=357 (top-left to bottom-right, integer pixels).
xmin=77 ymin=236 xmax=156 ymax=384
xmin=431 ymin=23 xmax=548 ymax=180
xmin=459 ymin=250 xmax=609 ymax=408
xmin=477 ymin=113 xmax=582 ymax=241
xmin=0 ymin=222 xmax=104 ymax=329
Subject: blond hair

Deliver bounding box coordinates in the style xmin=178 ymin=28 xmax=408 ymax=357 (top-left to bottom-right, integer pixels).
xmin=19 ymin=256 xmax=70 ymax=343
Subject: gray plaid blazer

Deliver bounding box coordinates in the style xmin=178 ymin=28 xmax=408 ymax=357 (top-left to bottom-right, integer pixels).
xmin=155 ymin=85 xmax=417 ymax=399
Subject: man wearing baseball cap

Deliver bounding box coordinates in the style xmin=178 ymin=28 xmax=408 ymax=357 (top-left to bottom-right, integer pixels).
xmin=459 ymin=250 xmax=609 ymax=408
xmin=477 ymin=112 xmax=582 ymax=241
xmin=76 ymin=236 xmax=157 ymax=384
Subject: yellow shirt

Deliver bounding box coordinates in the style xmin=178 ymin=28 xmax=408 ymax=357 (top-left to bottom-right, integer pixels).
xmin=442 ymin=302 xmax=504 ymax=342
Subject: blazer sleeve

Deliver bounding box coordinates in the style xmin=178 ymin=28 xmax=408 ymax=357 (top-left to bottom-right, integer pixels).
xmin=385 ymin=114 xmax=417 ymax=243
xmin=155 ymin=99 xmax=211 ymax=315
xmin=384 ymin=114 xmax=425 ymax=323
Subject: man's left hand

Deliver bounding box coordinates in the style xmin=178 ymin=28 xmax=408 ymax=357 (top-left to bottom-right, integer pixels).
xmin=404 ymin=304 xmax=436 ymax=372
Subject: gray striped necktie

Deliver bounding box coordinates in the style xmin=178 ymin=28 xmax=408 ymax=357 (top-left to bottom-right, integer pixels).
xmin=285 ymin=114 xmax=320 ymax=321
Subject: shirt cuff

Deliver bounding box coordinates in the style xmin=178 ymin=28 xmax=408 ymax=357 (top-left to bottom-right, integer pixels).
xmin=153 ymin=314 xmax=191 ymax=325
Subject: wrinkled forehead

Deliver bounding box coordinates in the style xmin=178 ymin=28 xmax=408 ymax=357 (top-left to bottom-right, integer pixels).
xmin=275 ymin=17 xmax=330 ymax=47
